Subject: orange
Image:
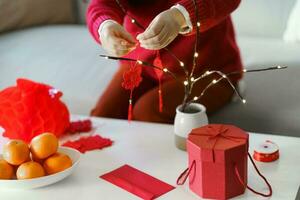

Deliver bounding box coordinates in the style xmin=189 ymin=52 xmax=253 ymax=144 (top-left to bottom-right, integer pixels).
xmin=0 ymin=159 xmax=14 ymax=179
xmin=43 ymin=153 xmax=72 ymax=175
xmin=16 ymin=161 xmax=45 ymax=179
xmin=30 ymin=133 xmax=58 ymax=159
xmin=3 ymin=140 xmax=30 ymax=165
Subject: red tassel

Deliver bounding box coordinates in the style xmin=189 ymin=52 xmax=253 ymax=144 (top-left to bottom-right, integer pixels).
xmin=158 ymin=79 xmax=163 ymax=113
xmin=153 ymin=51 xmax=164 ymax=113
xmin=128 ymin=90 xmax=133 ymax=122
xmin=128 ymin=102 xmax=132 ymax=122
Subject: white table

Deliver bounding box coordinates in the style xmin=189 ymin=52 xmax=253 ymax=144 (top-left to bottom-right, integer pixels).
xmin=0 ymin=116 xmax=300 ymax=200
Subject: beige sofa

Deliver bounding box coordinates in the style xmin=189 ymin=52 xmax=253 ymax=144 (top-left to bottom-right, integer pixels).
xmin=0 ymin=0 xmax=299 ymax=136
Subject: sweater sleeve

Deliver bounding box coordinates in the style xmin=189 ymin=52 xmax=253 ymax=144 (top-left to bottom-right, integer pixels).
xmin=177 ymin=0 xmax=241 ymax=33
xmin=86 ymin=0 xmax=125 ymax=43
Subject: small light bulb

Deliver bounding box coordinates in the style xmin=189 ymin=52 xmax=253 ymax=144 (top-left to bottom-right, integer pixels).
xmin=163 ymin=68 xmax=168 ymax=72
xmin=243 ymin=69 xmax=247 ymax=73
xmin=137 ymin=60 xmax=143 ymax=64
xmin=194 ymin=52 xmax=199 ymax=58
xmin=277 ymin=65 xmax=282 ymax=69
xmin=190 ymin=77 xmax=195 ymax=82
xmin=222 ymin=75 xmax=227 ymax=78
xmin=104 ymin=56 xmax=109 ymax=59
xmin=212 ymin=79 xmax=217 ymax=84
xmin=205 ymin=71 xmax=210 ymax=75
xmin=193 ymin=96 xmax=198 ymax=101
xmin=180 ymin=62 xmax=185 ymax=67
xmin=183 ymin=81 xmax=188 ymax=86
xmin=197 ymin=22 xmax=200 ymax=27
xmin=242 ymin=99 xmax=246 ymax=104
xmin=131 ymin=19 xmax=135 ymax=23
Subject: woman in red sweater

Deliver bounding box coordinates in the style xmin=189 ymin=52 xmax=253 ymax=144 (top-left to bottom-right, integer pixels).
xmin=87 ymin=0 xmax=243 ymax=123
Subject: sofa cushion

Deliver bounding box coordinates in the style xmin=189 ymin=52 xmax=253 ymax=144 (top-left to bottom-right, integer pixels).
xmin=232 ymin=0 xmax=296 ymax=38
xmin=284 ymin=0 xmax=300 ymax=42
xmin=0 ymin=0 xmax=75 ymax=33
xmin=236 ymin=36 xmax=300 ymax=67
xmin=210 ymin=36 xmax=300 ymax=136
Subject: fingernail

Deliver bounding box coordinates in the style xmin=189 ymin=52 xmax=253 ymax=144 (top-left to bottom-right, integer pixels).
xmin=136 ymin=34 xmax=142 ymax=40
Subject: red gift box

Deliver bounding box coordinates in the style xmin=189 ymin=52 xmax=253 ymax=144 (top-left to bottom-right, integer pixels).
xmin=187 ymin=124 xmax=249 ymax=199
xmin=177 ymin=124 xmax=273 ymax=200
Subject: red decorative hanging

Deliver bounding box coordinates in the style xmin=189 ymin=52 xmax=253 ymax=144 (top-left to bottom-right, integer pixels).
xmin=0 ymin=79 xmax=70 ymax=143
xmin=122 ymin=62 xmax=143 ymax=122
xmin=153 ymin=51 xmax=164 ymax=112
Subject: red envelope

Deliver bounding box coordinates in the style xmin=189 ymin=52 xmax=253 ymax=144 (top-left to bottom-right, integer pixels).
xmin=100 ymin=165 xmax=175 ymax=200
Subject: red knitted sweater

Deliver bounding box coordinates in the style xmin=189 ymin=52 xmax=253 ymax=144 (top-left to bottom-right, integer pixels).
xmin=87 ymin=0 xmax=243 ymax=81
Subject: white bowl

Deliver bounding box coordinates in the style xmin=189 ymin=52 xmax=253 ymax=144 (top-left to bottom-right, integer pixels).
xmin=0 ymin=147 xmax=81 ymax=190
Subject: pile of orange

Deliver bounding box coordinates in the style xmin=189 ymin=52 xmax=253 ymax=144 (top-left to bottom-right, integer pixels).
xmin=0 ymin=133 xmax=72 ymax=180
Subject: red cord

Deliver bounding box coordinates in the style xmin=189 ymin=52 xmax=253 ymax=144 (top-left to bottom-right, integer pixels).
xmin=158 ymin=79 xmax=163 ymax=113
xmin=234 ymin=153 xmax=273 ymax=197
xmin=176 ymin=160 xmax=196 ymax=185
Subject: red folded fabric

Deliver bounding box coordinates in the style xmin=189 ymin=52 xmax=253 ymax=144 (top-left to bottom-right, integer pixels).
xmin=62 ymin=135 xmax=113 ymax=153
xmin=100 ymin=165 xmax=175 ymax=200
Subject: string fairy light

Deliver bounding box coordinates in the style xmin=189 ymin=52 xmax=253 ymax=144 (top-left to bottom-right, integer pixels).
xmin=100 ymin=0 xmax=287 ymax=113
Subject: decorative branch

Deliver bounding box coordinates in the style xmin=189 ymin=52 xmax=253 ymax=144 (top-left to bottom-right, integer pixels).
xmin=227 ymin=66 xmax=287 ymax=76
xmin=188 ymin=65 xmax=287 ymax=105
xmin=99 ymin=55 xmax=179 ymax=81
xmin=189 ymin=0 xmax=200 ymax=78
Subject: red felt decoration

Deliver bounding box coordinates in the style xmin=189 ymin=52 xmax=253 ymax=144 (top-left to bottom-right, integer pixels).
xmin=153 ymin=51 xmax=164 ymax=112
xmin=0 ymin=79 xmax=70 ymax=143
xmin=68 ymin=119 xmax=93 ymax=133
xmin=122 ymin=62 xmax=143 ymax=122
xmin=62 ymin=135 xmax=113 ymax=153
xmin=122 ymin=63 xmax=143 ymax=90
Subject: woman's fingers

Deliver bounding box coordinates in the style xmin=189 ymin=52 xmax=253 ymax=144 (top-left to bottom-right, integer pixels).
xmin=105 ymin=37 xmax=136 ymax=56
xmin=118 ymin=29 xmax=136 ymax=45
xmin=108 ymin=49 xmax=131 ymax=57
xmin=136 ymin=19 xmax=164 ymax=41
xmin=100 ymin=22 xmax=137 ymax=56
xmin=140 ymin=27 xmax=170 ymax=50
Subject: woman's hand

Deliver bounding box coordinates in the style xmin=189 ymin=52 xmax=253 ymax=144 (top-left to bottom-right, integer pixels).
xmin=99 ymin=21 xmax=136 ymax=57
xmin=137 ymin=8 xmax=187 ymax=50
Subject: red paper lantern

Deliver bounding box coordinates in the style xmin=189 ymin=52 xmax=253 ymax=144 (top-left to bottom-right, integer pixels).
xmin=0 ymin=79 xmax=70 ymax=143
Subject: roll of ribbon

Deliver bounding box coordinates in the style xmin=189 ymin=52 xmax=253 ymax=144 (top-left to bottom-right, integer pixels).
xmin=253 ymin=140 xmax=279 ymax=162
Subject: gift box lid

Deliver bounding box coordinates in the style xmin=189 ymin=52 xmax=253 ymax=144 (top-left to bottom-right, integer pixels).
xmin=187 ymin=124 xmax=249 ymax=162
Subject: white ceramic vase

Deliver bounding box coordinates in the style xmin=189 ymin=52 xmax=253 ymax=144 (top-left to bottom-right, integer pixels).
xmin=174 ymin=103 xmax=208 ymax=151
